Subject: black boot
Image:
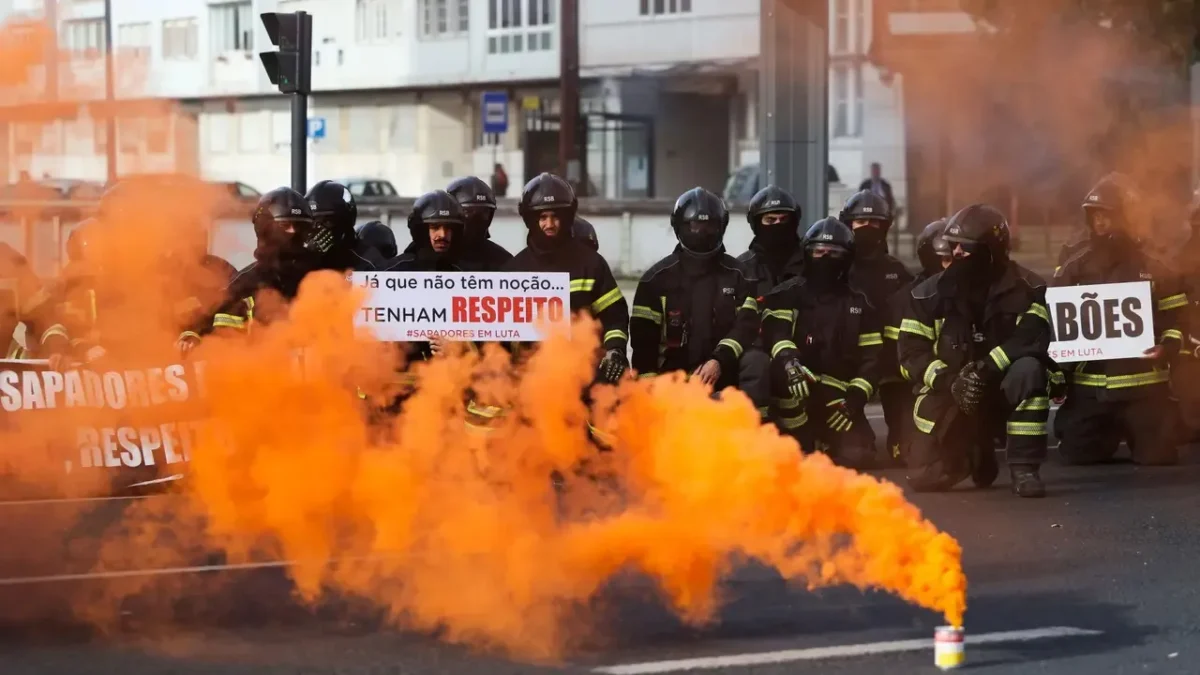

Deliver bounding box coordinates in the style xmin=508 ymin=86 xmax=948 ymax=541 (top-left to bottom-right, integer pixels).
xmin=1009 ymin=464 xmax=1045 ymax=498
xmin=969 ymin=441 xmax=999 ymax=488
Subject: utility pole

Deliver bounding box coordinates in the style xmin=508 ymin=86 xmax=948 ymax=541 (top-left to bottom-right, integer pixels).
xmin=259 ymin=11 xmax=313 ymax=193
xmin=102 ymin=0 xmax=117 ymax=184
xmin=558 ymin=0 xmax=581 ymax=194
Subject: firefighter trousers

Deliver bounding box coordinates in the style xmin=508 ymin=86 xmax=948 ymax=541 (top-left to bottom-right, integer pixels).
xmin=879 ymin=379 xmax=913 ymax=462
xmin=737 ymin=348 xmax=772 ymax=420
xmin=908 ymin=356 xmax=1049 ymax=484
xmin=771 ymin=382 xmax=876 ymax=470
xmin=1054 ymin=385 xmax=1180 ymax=466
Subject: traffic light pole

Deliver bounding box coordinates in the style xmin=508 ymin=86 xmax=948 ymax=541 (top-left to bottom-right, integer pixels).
xmin=291 ymin=92 xmax=307 ymax=193
xmin=259 ymin=10 xmax=312 ymax=193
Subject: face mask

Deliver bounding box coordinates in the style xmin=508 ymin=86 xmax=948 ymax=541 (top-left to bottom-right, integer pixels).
xmin=804 ymin=255 xmax=846 ymax=290
xmin=678 ymin=221 xmax=722 ymax=255
xmin=854 ymin=226 xmax=887 ymax=256
xmin=759 ymin=222 xmax=799 ymax=251
xmin=938 ymin=249 xmax=992 ymax=297
xmin=461 ymin=208 xmax=493 ymax=248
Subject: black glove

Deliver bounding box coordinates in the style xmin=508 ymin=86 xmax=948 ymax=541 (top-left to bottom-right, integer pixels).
xmin=596 ymin=349 xmax=628 ymax=384
xmin=825 ymin=398 xmax=854 ymax=432
xmin=780 ymin=357 xmax=818 ymax=401
xmin=950 ymin=362 xmax=987 ymax=415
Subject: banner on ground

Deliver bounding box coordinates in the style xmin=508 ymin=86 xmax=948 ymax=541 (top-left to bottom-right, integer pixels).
xmin=352 ymin=271 xmax=571 ymax=342
xmin=1046 ymin=281 xmax=1154 ymax=363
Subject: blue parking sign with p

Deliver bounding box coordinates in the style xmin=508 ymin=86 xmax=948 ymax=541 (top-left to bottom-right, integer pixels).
xmin=307 ymin=117 xmax=326 ymax=139
xmin=482 ymin=91 xmax=508 ymax=135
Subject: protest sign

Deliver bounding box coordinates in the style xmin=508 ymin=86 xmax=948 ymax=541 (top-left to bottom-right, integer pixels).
xmin=1046 ymin=281 xmax=1154 ymax=363
xmin=352 ymin=271 xmax=571 ymax=342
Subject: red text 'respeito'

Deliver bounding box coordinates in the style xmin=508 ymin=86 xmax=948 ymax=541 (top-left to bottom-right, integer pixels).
xmin=451 ymin=296 xmax=565 ymax=323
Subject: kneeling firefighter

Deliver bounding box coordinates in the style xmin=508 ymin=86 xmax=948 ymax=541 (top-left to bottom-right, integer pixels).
xmin=629 ymin=187 xmax=758 ymax=391
xmin=899 ymin=204 xmax=1053 ymax=498
xmin=761 ymin=217 xmax=884 ymax=468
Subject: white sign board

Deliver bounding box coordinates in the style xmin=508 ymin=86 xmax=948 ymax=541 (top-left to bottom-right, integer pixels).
xmin=1046 ymin=281 xmax=1155 ymax=363
xmin=352 ymin=272 xmax=571 ymax=342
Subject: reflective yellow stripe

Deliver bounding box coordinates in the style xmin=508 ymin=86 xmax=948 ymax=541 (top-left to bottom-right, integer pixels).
xmin=631 ymin=305 xmax=662 ymax=323
xmin=603 ymin=329 xmax=627 ymax=344
xmin=570 ymin=278 xmax=596 ymax=292
xmin=849 ymin=377 xmax=873 ymax=398
xmin=883 ymin=325 xmax=900 ymax=340
xmin=820 ymin=374 xmax=849 ymax=391
xmin=1025 ymin=302 xmax=1050 ymax=323
xmin=764 ymin=308 xmax=795 ymax=322
xmin=912 ymin=393 xmax=934 ymax=434
xmin=717 ymin=338 xmax=743 ymax=358
xmin=989 ymin=346 xmax=1011 ymax=371
xmin=213 ymin=314 xmax=246 ymax=329
xmin=1158 ymin=293 xmax=1188 ymax=311
xmin=739 ymin=297 xmax=758 ymax=312
xmin=899 ymin=318 xmax=935 ymax=340
xmin=467 ymin=400 xmax=506 ymax=418
xmin=779 ymin=411 xmax=808 ymax=429
xmin=1160 ymin=328 xmax=1182 ymax=342
xmin=1049 ymin=370 xmax=1066 ymax=385
xmin=857 ymin=332 xmax=883 ymax=347
xmin=179 ymin=331 xmax=201 ymax=341
xmin=923 ymin=359 xmax=947 ymax=389
xmin=770 ymin=340 xmax=798 ymax=358
xmin=1070 ymin=370 xmax=1169 ymax=388
xmin=1015 ymin=396 xmax=1049 ymax=411
xmin=637 ymin=372 xmax=656 ymax=379
xmin=1006 ymin=421 xmax=1047 ymax=436
xmin=591 ymin=287 xmax=623 ymax=313
xmin=39 ymin=323 xmax=68 ymax=344
xmin=900 ymin=365 xmax=911 ymax=381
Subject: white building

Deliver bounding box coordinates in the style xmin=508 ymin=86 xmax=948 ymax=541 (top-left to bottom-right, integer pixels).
xmin=0 ymin=0 xmax=911 ymax=203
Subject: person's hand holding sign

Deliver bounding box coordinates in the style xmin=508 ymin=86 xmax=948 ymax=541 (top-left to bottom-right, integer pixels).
xmin=429 ymin=335 xmax=446 ymax=356
xmin=692 ymin=359 xmax=721 ymax=386
xmin=1142 ymin=345 xmax=1165 ymax=363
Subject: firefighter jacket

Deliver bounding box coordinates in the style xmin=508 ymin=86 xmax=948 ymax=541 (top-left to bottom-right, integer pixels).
xmin=737 ymin=237 xmax=802 ymax=300
xmin=405 ymin=238 xmax=513 ymax=273
xmin=502 ymin=236 xmax=629 ymax=352
xmin=0 ymin=247 xmax=67 ymax=358
xmin=383 ymin=249 xmax=465 ymax=364
xmin=851 ymin=254 xmax=913 ymax=380
xmin=898 ymin=261 xmax=1051 ymax=401
xmin=1052 ymin=240 xmax=1186 ymax=400
xmin=629 ymin=246 xmax=759 ymax=379
xmin=760 ymin=277 xmax=885 ymax=404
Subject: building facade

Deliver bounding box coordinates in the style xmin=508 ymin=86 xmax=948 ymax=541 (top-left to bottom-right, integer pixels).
xmin=1 ymin=0 xmax=920 ymax=208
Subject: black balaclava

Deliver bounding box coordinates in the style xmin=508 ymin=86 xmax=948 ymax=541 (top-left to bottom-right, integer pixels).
xmin=853 ymin=224 xmax=888 ymax=258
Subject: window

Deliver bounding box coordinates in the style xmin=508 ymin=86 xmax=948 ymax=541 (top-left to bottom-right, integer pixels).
xmin=487 ymin=0 xmax=553 ymax=54
xmin=163 ymin=18 xmax=199 ymax=60
xmin=419 ymin=0 xmax=468 ymax=38
xmin=62 ymin=18 xmax=105 ymax=57
xmin=210 ymin=1 xmax=253 ymax=54
xmin=831 ymin=62 xmax=863 ymax=138
xmin=830 ymin=0 xmax=866 ymax=56
xmin=117 ymin=22 xmax=151 ymax=60
xmin=638 ymin=0 xmax=691 ymax=16
xmin=356 ymin=0 xmax=403 ymax=41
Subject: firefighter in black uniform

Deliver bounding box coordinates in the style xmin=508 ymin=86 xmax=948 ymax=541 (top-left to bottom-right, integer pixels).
xmin=305 ymin=179 xmax=386 ymax=269
xmin=737 ymin=185 xmax=804 ymax=419
xmin=1 ymin=242 xmax=66 ymax=360
xmin=1053 ymin=174 xmax=1186 ymax=465
xmin=356 ymin=221 xmax=397 ymax=260
xmin=574 ymin=216 xmax=599 ymax=251
xmin=760 ymin=217 xmax=884 ymax=468
xmin=445 ymin=175 xmax=513 ymax=271
xmin=838 ymin=190 xmax=914 ymax=463
xmin=882 ymin=218 xmax=950 ymax=461
xmin=899 ymin=204 xmax=1052 ymax=498
xmin=629 ymin=188 xmax=758 ymax=392
xmin=207 ymin=187 xmax=374 ymax=337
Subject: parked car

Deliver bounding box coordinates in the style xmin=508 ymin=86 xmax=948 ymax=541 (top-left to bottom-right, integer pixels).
xmin=334 ymin=177 xmax=399 ymax=200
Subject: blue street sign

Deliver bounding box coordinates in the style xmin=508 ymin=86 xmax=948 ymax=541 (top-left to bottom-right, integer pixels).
xmin=307 ymin=117 xmax=326 ymax=139
xmin=481 ymin=91 xmax=508 ymax=135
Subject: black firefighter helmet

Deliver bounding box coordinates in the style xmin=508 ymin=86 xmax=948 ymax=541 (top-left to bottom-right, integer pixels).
xmin=355 ymin=220 xmax=397 ymax=259
xmin=447 ymin=175 xmax=497 ymax=245
xmin=252 ymin=187 xmax=313 ymax=262
xmin=518 ymin=172 xmax=577 ymax=246
xmin=801 ymin=217 xmax=855 ymax=285
xmin=839 ymin=190 xmax=892 ymax=229
xmin=942 ymin=203 xmax=1011 ymax=268
xmin=305 ymin=180 xmax=358 ymax=254
xmin=67 ymin=217 xmax=102 ymax=265
xmin=1082 ymin=172 xmax=1140 ymax=239
xmin=408 ymin=190 xmax=465 ymax=251
xmin=747 ymin=185 xmax=800 ymax=233
xmin=573 ymin=216 xmax=599 ymax=251
xmin=671 ymin=187 xmax=728 ymax=255
xmin=916 ymin=218 xmax=950 ymax=276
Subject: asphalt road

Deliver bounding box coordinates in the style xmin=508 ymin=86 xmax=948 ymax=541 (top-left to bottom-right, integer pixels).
xmin=1 ymin=401 xmax=1198 ymax=674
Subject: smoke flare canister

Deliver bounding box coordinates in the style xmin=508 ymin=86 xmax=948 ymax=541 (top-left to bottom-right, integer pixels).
xmin=934 ymin=626 xmax=965 ymax=670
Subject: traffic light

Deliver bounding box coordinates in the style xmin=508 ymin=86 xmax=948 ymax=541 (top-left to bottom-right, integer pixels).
xmin=259 ymin=11 xmax=312 ymax=94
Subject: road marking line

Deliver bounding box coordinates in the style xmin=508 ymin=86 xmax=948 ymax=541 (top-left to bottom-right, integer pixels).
xmin=590 ymin=626 xmax=1103 ymax=674
xmin=0 ymin=554 xmax=406 ymax=586
xmin=0 ymin=494 xmax=153 ymax=507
